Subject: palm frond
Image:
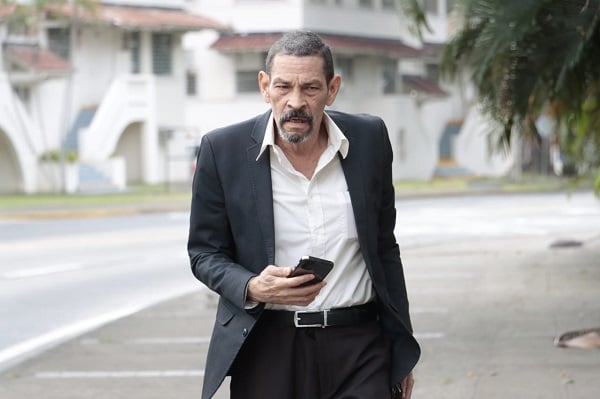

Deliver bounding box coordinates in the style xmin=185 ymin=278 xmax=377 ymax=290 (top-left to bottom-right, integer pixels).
xmin=395 ymin=0 xmax=431 ymax=40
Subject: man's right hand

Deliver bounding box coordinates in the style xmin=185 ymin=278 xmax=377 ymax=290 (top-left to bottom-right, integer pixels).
xmin=246 ymin=265 xmax=326 ymax=306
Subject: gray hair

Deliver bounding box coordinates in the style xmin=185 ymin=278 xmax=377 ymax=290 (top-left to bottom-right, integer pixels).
xmin=265 ymin=31 xmax=335 ymax=84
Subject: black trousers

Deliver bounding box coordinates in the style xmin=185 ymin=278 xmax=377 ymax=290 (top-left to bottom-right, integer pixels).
xmin=230 ymin=316 xmax=392 ymax=399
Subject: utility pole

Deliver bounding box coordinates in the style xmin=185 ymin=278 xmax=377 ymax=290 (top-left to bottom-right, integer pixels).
xmin=58 ymin=0 xmax=76 ymax=193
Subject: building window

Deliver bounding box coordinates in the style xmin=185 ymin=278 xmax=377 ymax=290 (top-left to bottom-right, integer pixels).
xmin=47 ymin=27 xmax=70 ymax=60
xmin=236 ymin=70 xmax=259 ymax=93
xmin=336 ymin=56 xmax=354 ymax=82
xmin=123 ymin=31 xmax=141 ymax=74
xmin=382 ymin=59 xmax=398 ymax=94
xmin=426 ymin=63 xmax=439 ymax=83
xmin=14 ymin=86 xmax=30 ymax=104
xmin=152 ymin=33 xmax=173 ymax=75
xmin=422 ymin=0 xmax=438 ymax=15
xmin=382 ymin=0 xmax=396 ymax=10
xmin=186 ymin=71 xmax=197 ymax=96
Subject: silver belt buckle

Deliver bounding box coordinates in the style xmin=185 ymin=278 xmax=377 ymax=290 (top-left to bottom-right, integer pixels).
xmin=293 ymin=309 xmax=330 ymax=328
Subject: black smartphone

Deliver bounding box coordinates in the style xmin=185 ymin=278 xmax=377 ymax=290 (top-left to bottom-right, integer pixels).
xmin=289 ymin=256 xmax=334 ymax=286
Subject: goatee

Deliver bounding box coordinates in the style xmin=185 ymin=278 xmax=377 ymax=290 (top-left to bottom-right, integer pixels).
xmin=278 ymin=109 xmax=314 ymax=144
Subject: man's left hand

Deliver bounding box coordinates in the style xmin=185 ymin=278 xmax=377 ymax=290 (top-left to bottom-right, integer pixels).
xmin=401 ymin=372 xmax=414 ymax=399
xmin=393 ymin=372 xmax=414 ymax=399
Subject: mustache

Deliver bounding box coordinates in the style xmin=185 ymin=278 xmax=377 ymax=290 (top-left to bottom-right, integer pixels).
xmin=279 ymin=109 xmax=313 ymax=125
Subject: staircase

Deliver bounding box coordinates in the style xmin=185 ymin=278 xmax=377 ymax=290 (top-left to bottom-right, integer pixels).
xmin=65 ymin=107 xmax=119 ymax=192
xmin=77 ymin=162 xmax=120 ymax=193
xmin=64 ymin=107 xmax=97 ymax=151
xmin=433 ymin=159 xmax=473 ymax=177
xmin=434 ymin=121 xmax=473 ymax=177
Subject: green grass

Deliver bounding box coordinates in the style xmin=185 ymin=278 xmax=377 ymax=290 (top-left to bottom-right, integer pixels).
xmin=395 ymin=177 xmax=471 ymax=193
xmin=0 ymin=185 xmax=191 ymax=211
xmin=395 ymin=174 xmax=594 ymax=196
xmin=0 ymin=176 xmax=594 ymax=213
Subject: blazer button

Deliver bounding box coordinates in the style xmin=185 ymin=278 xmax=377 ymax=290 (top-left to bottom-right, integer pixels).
xmin=242 ymin=328 xmax=248 ymax=337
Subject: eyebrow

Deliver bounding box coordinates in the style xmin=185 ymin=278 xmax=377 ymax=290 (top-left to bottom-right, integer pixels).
xmin=271 ymin=77 xmax=323 ymax=86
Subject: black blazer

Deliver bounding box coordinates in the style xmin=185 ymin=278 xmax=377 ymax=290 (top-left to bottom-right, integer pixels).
xmin=188 ymin=110 xmax=420 ymax=399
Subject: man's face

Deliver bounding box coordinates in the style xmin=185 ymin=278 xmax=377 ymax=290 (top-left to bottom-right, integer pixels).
xmin=259 ymin=55 xmax=340 ymax=144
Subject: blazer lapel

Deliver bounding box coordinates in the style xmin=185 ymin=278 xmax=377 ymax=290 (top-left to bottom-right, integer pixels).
xmin=247 ymin=111 xmax=276 ymax=265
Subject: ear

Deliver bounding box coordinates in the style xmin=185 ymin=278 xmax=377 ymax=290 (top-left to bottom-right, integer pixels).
xmin=258 ymin=71 xmax=270 ymax=103
xmin=326 ymin=75 xmax=342 ymax=106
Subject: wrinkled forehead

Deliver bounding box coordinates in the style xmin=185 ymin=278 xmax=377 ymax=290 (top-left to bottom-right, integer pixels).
xmin=269 ymin=54 xmax=328 ymax=81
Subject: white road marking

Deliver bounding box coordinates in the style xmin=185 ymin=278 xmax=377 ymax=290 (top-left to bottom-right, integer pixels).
xmin=410 ymin=287 xmax=465 ymax=294
xmin=167 ymin=212 xmax=190 ymax=220
xmin=0 ymin=307 xmax=140 ymax=367
xmin=411 ymin=307 xmax=449 ymax=314
xmin=80 ymin=337 xmax=211 ymax=345
xmin=128 ymin=337 xmax=211 ymax=344
xmin=407 ymin=272 xmax=475 ymax=280
xmin=414 ymin=332 xmax=445 ymax=339
xmin=35 ymin=370 xmax=205 ymax=379
xmin=1 ymin=263 xmax=84 ymax=279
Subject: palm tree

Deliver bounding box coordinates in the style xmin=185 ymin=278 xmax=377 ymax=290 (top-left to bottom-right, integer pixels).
xmin=400 ymin=0 xmax=600 ymax=193
xmin=395 ymin=0 xmax=431 ymax=38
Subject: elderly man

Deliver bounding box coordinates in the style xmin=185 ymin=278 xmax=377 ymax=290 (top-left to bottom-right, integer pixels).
xmin=188 ymin=30 xmax=420 ymax=399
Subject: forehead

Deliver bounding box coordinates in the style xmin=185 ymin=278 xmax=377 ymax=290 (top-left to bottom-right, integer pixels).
xmin=270 ymin=54 xmax=327 ymax=81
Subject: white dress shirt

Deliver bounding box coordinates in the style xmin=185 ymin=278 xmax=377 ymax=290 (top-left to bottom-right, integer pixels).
xmin=257 ymin=112 xmax=375 ymax=311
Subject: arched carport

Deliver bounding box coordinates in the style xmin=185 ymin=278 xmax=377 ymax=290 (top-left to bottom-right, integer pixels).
xmin=0 ymin=125 xmax=38 ymax=194
xmin=112 ymin=121 xmax=145 ymax=184
xmin=0 ymin=129 xmax=23 ymax=193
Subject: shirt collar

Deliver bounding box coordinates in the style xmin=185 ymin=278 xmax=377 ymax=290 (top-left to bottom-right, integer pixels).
xmin=257 ymin=112 xmax=349 ymax=160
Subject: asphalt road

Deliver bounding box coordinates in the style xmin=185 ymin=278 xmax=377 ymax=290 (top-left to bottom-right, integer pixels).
xmin=393 ymin=191 xmax=600 ymax=247
xmin=0 ymin=212 xmax=199 ymax=372
xmin=1 ymin=191 xmax=599 ymax=376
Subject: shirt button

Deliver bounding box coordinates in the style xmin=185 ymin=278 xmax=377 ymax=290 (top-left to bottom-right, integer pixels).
xmin=242 ymin=328 xmax=248 ymax=337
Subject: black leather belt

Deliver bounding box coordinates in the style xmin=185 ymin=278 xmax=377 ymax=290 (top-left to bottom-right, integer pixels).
xmin=261 ymin=302 xmax=378 ymax=328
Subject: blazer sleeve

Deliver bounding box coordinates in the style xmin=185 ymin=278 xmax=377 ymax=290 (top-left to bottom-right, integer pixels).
xmin=187 ymin=133 xmax=256 ymax=309
xmin=377 ymin=118 xmax=412 ymax=328
xmin=374 ymin=117 xmax=421 ymax=382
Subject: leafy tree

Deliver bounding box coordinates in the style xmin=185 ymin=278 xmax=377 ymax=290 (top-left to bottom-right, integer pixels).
xmin=401 ymin=0 xmax=600 ymax=194
xmin=1 ymin=0 xmax=98 ymax=35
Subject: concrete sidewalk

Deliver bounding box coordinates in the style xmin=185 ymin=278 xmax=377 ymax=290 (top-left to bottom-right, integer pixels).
xmin=0 ymin=233 xmax=599 ymax=399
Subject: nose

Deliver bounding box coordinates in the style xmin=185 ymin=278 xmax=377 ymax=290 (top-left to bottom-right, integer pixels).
xmin=286 ymin=86 xmax=306 ymax=110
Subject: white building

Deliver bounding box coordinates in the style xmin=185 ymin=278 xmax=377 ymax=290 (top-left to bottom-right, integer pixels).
xmin=0 ymin=0 xmax=227 ymax=193
xmin=183 ymin=0 xmax=511 ymax=182
xmin=0 ymin=0 xmax=511 ymax=194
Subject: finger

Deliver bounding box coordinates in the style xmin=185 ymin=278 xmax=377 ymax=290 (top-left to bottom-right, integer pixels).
xmin=281 ymin=282 xmax=326 ymax=305
xmin=262 ymin=265 xmax=291 ymax=277
xmin=286 ymin=273 xmax=318 ymax=287
xmin=402 ymin=374 xmax=414 ymax=399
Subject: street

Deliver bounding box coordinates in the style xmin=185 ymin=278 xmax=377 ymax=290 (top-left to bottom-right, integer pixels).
xmin=0 ymin=191 xmax=599 ymax=398
xmin=0 ymin=213 xmax=199 ymax=371
xmin=393 ymin=191 xmax=600 ymax=247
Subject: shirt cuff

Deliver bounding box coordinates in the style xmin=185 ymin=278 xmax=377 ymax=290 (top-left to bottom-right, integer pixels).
xmin=244 ymin=278 xmax=260 ymax=309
